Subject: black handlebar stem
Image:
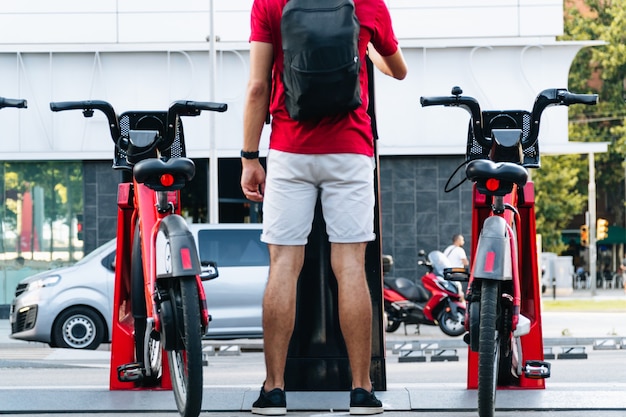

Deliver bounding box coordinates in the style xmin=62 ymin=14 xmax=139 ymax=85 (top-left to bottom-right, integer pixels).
xmin=527 ymin=88 xmax=598 ymax=148
xmin=0 ymin=97 xmax=27 ymax=109
xmin=164 ymin=100 xmax=228 ymax=148
xmin=50 ymin=100 xmax=121 ymax=143
xmin=420 ymin=87 xmax=487 ymax=147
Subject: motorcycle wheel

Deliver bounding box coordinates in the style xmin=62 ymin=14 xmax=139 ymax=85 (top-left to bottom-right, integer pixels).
xmin=385 ymin=316 xmax=402 ymax=333
xmin=477 ymin=280 xmax=500 ymax=417
xmin=438 ymin=306 xmax=466 ymax=336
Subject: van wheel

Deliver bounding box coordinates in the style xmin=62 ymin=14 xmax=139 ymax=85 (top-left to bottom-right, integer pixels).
xmin=52 ymin=307 xmax=105 ymax=350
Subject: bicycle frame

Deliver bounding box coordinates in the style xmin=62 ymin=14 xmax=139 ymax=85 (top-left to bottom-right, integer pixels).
xmin=466 ymin=181 xmax=544 ymax=390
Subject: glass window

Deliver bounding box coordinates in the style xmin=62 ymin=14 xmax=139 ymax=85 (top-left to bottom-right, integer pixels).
xmin=1 ymin=161 xmax=83 ymax=262
xmin=197 ymin=229 xmax=268 ymax=267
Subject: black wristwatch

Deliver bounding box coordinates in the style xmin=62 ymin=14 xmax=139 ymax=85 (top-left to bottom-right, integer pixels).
xmin=240 ymin=150 xmax=260 ymax=159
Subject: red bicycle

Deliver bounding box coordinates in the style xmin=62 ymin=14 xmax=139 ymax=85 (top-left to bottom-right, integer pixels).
xmin=50 ymin=99 xmax=226 ymax=417
xmin=421 ymin=87 xmax=597 ymax=417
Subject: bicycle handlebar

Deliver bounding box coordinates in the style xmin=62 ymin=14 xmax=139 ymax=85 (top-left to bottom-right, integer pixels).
xmin=420 ymin=87 xmax=598 ymax=149
xmin=50 ymin=100 xmax=120 ymax=140
xmin=0 ymin=97 xmax=27 ymax=109
xmin=49 ymin=99 xmax=228 ymax=149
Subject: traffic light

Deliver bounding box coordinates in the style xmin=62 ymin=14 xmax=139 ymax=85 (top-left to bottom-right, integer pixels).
xmin=76 ymin=214 xmax=84 ymax=241
xmin=580 ymin=224 xmax=589 ymax=247
xmin=597 ymin=218 xmax=609 ymax=241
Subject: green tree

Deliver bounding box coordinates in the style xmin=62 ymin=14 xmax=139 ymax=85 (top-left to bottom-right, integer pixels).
xmin=534 ymin=0 xmax=626 ymax=253
xmin=534 ymin=154 xmax=587 ymax=253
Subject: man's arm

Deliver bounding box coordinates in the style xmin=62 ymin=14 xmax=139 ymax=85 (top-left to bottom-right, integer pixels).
xmin=367 ymin=44 xmax=407 ymax=80
xmin=241 ymin=41 xmax=274 ymax=202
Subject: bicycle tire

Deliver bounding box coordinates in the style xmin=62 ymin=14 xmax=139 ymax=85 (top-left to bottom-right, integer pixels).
xmin=131 ymin=223 xmax=162 ymax=385
xmin=167 ymin=276 xmax=203 ymax=417
xmin=477 ymin=280 xmax=500 ymax=417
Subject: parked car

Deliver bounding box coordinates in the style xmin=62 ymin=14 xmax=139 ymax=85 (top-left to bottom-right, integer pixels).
xmin=9 ymin=223 xmax=268 ymax=349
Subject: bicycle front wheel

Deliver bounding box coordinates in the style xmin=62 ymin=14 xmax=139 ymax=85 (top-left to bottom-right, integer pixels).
xmin=477 ymin=280 xmax=500 ymax=417
xmin=166 ymin=276 xmax=203 ymax=417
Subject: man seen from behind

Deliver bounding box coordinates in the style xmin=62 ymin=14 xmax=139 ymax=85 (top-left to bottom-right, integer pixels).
xmin=241 ymin=0 xmax=407 ymax=415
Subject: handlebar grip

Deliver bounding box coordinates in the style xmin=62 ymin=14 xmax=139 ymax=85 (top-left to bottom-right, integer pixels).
xmin=420 ymin=96 xmax=458 ymax=107
xmin=560 ymin=91 xmax=598 ymax=106
xmin=50 ymin=100 xmax=112 ymax=112
xmin=191 ymin=101 xmax=228 ymax=113
xmin=0 ymin=97 xmax=27 ymax=109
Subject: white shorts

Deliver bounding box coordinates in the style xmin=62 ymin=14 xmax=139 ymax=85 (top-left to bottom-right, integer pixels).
xmin=261 ymin=150 xmax=376 ymax=245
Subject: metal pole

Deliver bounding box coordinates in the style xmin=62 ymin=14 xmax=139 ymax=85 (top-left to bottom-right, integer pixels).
xmin=208 ymin=0 xmax=219 ymax=223
xmin=588 ymin=153 xmax=597 ymax=296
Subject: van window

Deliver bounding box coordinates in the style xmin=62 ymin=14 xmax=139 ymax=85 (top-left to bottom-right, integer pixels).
xmin=197 ymin=229 xmax=268 ymax=267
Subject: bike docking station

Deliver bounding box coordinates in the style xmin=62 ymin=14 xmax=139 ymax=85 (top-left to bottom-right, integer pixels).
xmin=109 ymin=180 xmax=173 ymax=391
xmin=284 ymin=59 xmax=386 ymax=393
xmin=284 ymin=187 xmax=386 ymax=392
xmin=467 ymin=182 xmax=548 ymax=391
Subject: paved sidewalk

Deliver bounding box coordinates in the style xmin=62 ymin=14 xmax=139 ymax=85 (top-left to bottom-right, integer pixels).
xmin=1 ymin=289 xmax=625 ymax=416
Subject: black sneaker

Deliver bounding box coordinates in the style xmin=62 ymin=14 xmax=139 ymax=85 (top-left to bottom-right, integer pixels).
xmin=350 ymin=387 xmax=383 ymax=415
xmin=251 ymin=386 xmax=286 ymax=415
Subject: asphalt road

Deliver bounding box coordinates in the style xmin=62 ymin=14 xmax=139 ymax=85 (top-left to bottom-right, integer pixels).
xmin=2 ymin=296 xmax=626 ymax=416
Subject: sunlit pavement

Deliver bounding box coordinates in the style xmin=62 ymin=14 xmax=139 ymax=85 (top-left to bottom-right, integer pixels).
xmin=1 ymin=290 xmax=625 ymax=416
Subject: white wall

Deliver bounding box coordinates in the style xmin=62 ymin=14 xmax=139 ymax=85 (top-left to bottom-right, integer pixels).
xmin=0 ymin=0 xmax=607 ymax=160
xmin=0 ymin=1 xmax=563 ymax=45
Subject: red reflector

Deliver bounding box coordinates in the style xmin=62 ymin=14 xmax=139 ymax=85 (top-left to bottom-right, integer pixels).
xmin=484 ymin=251 xmax=496 ymax=272
xmin=180 ymin=248 xmax=192 ymax=270
xmin=485 ymin=178 xmax=500 ymax=191
xmin=160 ymin=174 xmax=175 ymax=187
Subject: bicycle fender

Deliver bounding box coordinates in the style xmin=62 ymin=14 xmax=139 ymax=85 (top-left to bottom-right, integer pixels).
xmin=155 ymin=215 xmax=202 ymax=278
xmin=473 ymin=216 xmax=512 ymax=281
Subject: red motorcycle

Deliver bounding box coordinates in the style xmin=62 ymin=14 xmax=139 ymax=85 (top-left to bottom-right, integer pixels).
xmin=383 ymin=250 xmax=465 ymax=336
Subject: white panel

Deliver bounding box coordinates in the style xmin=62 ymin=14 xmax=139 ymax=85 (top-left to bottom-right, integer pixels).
xmin=390 ymin=8 xmax=520 ymax=39
xmin=214 ymin=12 xmax=253 ymax=43
xmin=0 ymin=0 xmax=567 ymax=45
xmin=0 ymin=0 xmax=116 ymax=13
xmin=519 ymin=5 xmax=564 ymax=37
xmin=118 ymin=0 xmax=209 ymax=12
xmin=389 ymin=0 xmax=519 ymax=7
xmin=118 ymin=13 xmax=211 ymax=43
xmin=0 ymin=14 xmax=117 ymax=44
xmin=215 ymin=0 xmax=254 ymax=12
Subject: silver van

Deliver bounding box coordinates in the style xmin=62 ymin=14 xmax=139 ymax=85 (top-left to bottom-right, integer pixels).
xmin=10 ymin=223 xmax=268 ymax=349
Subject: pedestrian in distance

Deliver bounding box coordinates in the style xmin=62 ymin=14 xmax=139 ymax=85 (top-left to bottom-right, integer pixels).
xmin=444 ymin=234 xmax=469 ymax=270
xmin=240 ymin=0 xmax=407 ymax=415
xmin=444 ymin=234 xmax=469 ymax=300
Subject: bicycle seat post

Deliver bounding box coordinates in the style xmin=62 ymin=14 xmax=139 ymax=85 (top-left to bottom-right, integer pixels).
xmin=156 ymin=191 xmax=174 ymax=214
xmin=492 ymin=195 xmax=505 ymax=215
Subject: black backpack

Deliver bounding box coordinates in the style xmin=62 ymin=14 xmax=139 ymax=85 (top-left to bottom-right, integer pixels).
xmin=281 ymin=0 xmax=361 ymax=121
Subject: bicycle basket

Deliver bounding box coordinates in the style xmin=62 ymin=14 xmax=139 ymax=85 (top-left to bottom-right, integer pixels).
xmin=114 ymin=111 xmax=186 ymax=170
xmin=466 ymin=110 xmax=540 ymax=168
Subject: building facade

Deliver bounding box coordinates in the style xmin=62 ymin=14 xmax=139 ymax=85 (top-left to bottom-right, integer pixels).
xmin=0 ymin=1 xmax=607 ymax=280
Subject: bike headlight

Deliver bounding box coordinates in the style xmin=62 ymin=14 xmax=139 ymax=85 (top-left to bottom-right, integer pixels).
xmin=27 ymin=275 xmax=61 ymax=291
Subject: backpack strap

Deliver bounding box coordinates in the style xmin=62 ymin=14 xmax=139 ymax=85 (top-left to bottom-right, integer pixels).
xmin=366 ymin=55 xmax=378 ymax=140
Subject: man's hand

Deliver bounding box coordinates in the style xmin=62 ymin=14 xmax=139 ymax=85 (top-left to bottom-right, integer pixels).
xmin=241 ymin=158 xmax=266 ymax=202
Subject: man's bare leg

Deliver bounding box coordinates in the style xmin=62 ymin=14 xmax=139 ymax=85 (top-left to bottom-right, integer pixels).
xmin=331 ymin=242 xmax=373 ymax=391
xmin=262 ymin=244 xmax=305 ymax=392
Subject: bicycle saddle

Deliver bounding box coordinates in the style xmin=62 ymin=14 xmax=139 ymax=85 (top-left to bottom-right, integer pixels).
xmin=466 ymin=159 xmax=528 ymax=196
xmin=133 ymin=157 xmax=195 ymax=191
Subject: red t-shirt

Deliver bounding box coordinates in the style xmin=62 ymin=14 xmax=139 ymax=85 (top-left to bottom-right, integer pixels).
xmin=250 ymin=0 xmax=400 ymax=156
